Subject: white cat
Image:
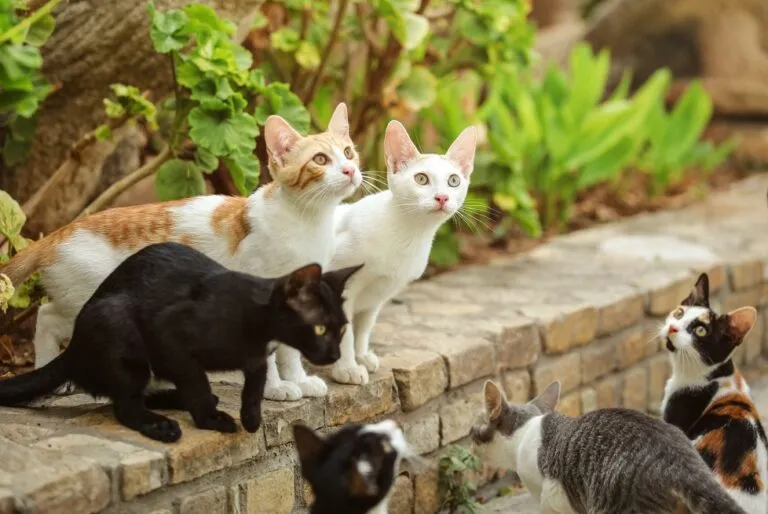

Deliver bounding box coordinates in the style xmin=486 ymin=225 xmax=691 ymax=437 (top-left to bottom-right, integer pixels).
xmin=328 ymin=121 xmax=477 ymax=385
xmin=0 ymin=104 xmax=361 ymax=401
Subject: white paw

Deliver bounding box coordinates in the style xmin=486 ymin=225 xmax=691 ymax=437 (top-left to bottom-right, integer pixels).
xmin=358 ymin=351 xmax=380 ymax=373
xmin=331 ymin=361 xmax=369 ymax=385
xmin=263 ymin=380 xmax=303 ymax=401
xmin=298 ymin=375 xmax=328 ymax=397
xmin=54 ymin=381 xmax=77 ymax=395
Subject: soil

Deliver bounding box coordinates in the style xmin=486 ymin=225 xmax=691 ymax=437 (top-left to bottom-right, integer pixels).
xmin=0 ymin=160 xmax=752 ymax=377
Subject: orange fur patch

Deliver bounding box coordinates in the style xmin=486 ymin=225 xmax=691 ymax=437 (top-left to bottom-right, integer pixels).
xmin=708 ymin=392 xmax=759 ymax=421
xmin=271 ymin=132 xmax=357 ymax=191
xmin=211 ymin=196 xmax=250 ymax=254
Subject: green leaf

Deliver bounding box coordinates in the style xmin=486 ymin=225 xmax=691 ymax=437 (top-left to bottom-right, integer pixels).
xmin=195 ymin=147 xmax=219 ymax=173
xmin=25 ymin=13 xmax=55 ymax=47
xmin=147 ymin=1 xmax=189 ymax=53
xmin=8 ymin=114 xmax=36 ymax=141
xmin=396 ymin=66 xmax=437 ymax=111
xmin=0 ymin=190 xmax=26 ymax=240
xmin=94 ymin=124 xmax=112 ymax=141
xmin=662 ymin=81 xmax=713 ymax=165
xmin=8 ymin=273 xmax=38 ymax=309
xmin=400 ymin=13 xmax=429 ymax=50
xmin=103 ymin=98 xmax=125 ymax=118
xmin=254 ymin=83 xmax=310 ymax=134
xmin=188 ymin=106 xmax=259 ymax=156
xmin=295 ymin=41 xmax=321 ymax=70
xmin=270 ymin=27 xmax=300 ymax=52
xmin=223 ymin=152 xmax=260 ymax=195
xmin=2 ymin=136 xmax=30 ymax=166
xmin=577 ymin=136 xmax=638 ymax=189
xmin=251 ymin=12 xmax=268 ymax=29
xmin=0 ymin=273 xmax=14 ymax=313
xmin=154 ymin=159 xmax=206 ymax=200
xmin=182 ymin=4 xmax=236 ymax=38
xmin=429 ymin=226 xmax=460 ymax=267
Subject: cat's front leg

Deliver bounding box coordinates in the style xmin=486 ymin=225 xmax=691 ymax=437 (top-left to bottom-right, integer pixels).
xmin=277 ymin=345 xmax=328 ymax=397
xmin=331 ymin=299 xmax=369 ymax=385
xmin=353 ymin=305 xmax=382 ymax=374
xmin=263 ymin=351 xmax=304 ymax=401
xmin=240 ymin=359 xmax=268 ymax=433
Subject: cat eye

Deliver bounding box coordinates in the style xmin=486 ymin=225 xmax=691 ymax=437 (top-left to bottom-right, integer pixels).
xmin=414 ymin=172 xmax=429 ymax=185
xmin=672 ymin=307 xmax=684 ymax=319
xmin=313 ymin=153 xmax=329 ymax=165
xmin=343 ymin=146 xmax=354 ymax=159
xmin=314 ymin=325 xmax=327 ymax=336
xmin=695 ymin=326 xmax=708 ymax=337
xmin=448 ymin=174 xmax=461 ymax=187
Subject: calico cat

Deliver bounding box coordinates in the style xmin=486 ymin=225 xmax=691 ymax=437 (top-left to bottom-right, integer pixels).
xmin=329 ymin=121 xmax=476 ymax=385
xmin=0 ymin=103 xmax=361 ymax=401
xmin=294 ymin=419 xmax=414 ymax=514
xmin=471 ymin=380 xmax=747 ymax=514
xmin=0 ymin=242 xmax=362 ymax=442
xmin=661 ymin=272 xmax=768 ymax=514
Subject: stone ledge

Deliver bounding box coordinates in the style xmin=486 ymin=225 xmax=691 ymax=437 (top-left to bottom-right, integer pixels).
xmin=2 ymin=175 xmax=768 ymax=513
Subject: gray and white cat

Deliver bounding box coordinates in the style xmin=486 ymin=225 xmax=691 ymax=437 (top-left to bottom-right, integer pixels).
xmin=471 ymin=380 xmax=747 ymax=514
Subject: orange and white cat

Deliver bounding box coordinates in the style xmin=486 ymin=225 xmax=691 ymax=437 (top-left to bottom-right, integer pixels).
xmin=1 ymin=103 xmax=362 ymax=401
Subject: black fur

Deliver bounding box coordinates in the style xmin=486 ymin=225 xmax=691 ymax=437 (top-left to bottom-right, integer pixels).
xmin=662 ymin=382 xmax=719 ymax=433
xmin=0 ymin=243 xmax=362 ymax=442
xmin=294 ymin=423 xmax=399 ymax=514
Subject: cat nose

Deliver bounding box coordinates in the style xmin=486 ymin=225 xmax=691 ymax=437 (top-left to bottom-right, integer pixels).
xmin=341 ymin=166 xmax=355 ymax=177
xmin=434 ymin=194 xmax=448 ymax=207
xmin=668 ymin=325 xmax=679 ymax=335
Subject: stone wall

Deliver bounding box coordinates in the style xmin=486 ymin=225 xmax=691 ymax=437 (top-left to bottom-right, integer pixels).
xmin=1 ymin=176 xmax=767 ymax=514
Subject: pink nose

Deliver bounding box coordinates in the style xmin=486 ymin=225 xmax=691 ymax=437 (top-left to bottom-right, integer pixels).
xmin=435 ymin=194 xmax=448 ymax=207
xmin=342 ymin=167 xmax=355 ymax=177
xmin=668 ymin=326 xmax=679 ymax=335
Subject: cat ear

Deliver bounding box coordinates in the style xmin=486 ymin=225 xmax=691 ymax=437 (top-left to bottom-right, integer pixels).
xmin=293 ymin=424 xmax=326 ymax=476
xmin=682 ymin=273 xmax=710 ymax=307
xmin=384 ymin=120 xmax=420 ymax=174
xmin=726 ymin=306 xmax=757 ymax=344
xmin=483 ymin=380 xmax=506 ymax=420
xmin=530 ymin=381 xmax=560 ymax=414
xmin=323 ymin=264 xmax=364 ymax=294
xmin=446 ymin=126 xmax=477 ymax=178
xmin=285 ymin=263 xmax=322 ymax=297
xmin=265 ymin=115 xmax=303 ymax=165
xmin=328 ymin=103 xmax=350 ymax=139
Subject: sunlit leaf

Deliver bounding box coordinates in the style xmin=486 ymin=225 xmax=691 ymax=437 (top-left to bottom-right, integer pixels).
xmin=396 ymin=66 xmax=437 ymax=111
xmin=154 ymin=159 xmax=206 ymax=200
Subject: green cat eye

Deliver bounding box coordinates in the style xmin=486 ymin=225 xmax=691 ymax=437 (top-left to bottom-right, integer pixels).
xmin=694 ymin=326 xmax=707 ymax=337
xmin=343 ymin=146 xmax=354 ymax=159
xmin=314 ymin=325 xmax=327 ymax=336
xmin=313 ymin=153 xmax=329 ymax=165
xmin=414 ymin=172 xmax=429 ymax=185
xmin=448 ymin=174 xmax=461 ymax=187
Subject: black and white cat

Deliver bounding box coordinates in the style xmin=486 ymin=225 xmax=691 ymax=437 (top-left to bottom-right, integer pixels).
xmin=0 ymin=242 xmax=362 ymax=442
xmin=294 ymin=420 xmax=415 ymax=514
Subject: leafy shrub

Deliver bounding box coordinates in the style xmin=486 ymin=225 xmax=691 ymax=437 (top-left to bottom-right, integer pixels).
xmin=0 ymin=190 xmax=41 ymax=311
xmin=438 ymin=444 xmax=483 ymax=514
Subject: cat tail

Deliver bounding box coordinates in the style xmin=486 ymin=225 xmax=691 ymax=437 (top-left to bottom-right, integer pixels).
xmin=0 ymin=241 xmax=44 ymax=285
xmin=0 ymin=351 xmax=72 ymax=405
xmin=673 ymin=476 xmax=747 ymax=514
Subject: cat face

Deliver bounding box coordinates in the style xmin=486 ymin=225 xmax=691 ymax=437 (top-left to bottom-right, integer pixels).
xmin=384 ymin=121 xmax=476 ymax=219
xmin=294 ymin=420 xmax=411 ymax=513
xmin=661 ymin=273 xmax=757 ymax=369
xmin=470 ymin=380 xmax=560 ymax=470
xmin=272 ymin=263 xmax=363 ymax=365
xmin=265 ymin=103 xmax=362 ymax=203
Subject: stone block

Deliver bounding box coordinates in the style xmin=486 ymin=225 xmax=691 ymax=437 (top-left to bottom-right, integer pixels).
xmin=730 ymin=259 xmax=764 ymax=291
xmin=413 ymin=467 xmax=440 ymax=514
xmin=581 ymin=339 xmax=617 ymax=384
xmin=648 ymin=354 xmax=671 ymax=414
xmin=439 ymin=382 xmax=484 ymax=446
xmin=0 ymin=424 xmax=56 ymax=445
xmin=502 ymin=370 xmax=531 ymax=403
xmin=644 ymin=274 xmax=692 ymax=316
xmin=326 ymin=370 xmax=396 ymax=426
xmin=621 ymin=366 xmax=649 ymax=412
xmin=240 ymin=467 xmax=295 ymax=514
xmin=389 ymin=475 xmax=414 ymax=514
xmin=724 ymin=286 xmax=762 ymax=312
xmin=595 ymin=375 xmax=621 ymax=409
xmin=495 ymin=317 xmax=540 ymax=370
xmin=763 ymin=309 xmax=768 ymax=356
xmin=33 ymin=433 xmax=167 ymax=501
xmin=0 ymin=436 xmax=110 ymax=514
xmin=179 ymin=486 xmax=228 ymax=514
xmin=581 ymin=388 xmax=598 ymax=414
xmin=409 ymin=300 xmax=487 ymax=317
xmin=694 ymin=264 xmax=725 ymax=293
xmin=380 ymin=348 xmax=447 ymax=412
xmin=574 ymin=288 xmax=644 ymax=337
xmin=533 ymin=352 xmax=581 ymax=395
xmin=398 ymin=411 xmax=440 ymax=455
xmin=559 ymin=390 xmax=582 ymax=417
xmin=261 ymin=397 xmax=325 ymax=448
xmin=522 ymin=304 xmax=598 ymax=354
xmin=615 ymin=327 xmax=648 ymax=370
xmin=745 ymin=309 xmax=764 ymax=364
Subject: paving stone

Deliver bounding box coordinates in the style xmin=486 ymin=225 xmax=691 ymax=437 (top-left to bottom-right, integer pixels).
xmin=573 ymin=288 xmax=644 ymax=337
xmin=0 ymin=436 xmax=110 ymax=514
xmin=325 ymin=369 xmax=396 ymax=426
xmin=615 ymin=327 xmax=648 ymax=370
xmin=559 ymin=390 xmax=582 ymax=417
xmin=502 ymin=370 xmax=531 ymax=403
xmin=724 ymin=285 xmax=763 ymax=313
xmin=745 ymin=310 xmax=764 ymax=364
xmin=240 ymin=467 xmax=295 ymax=514
xmin=178 ymin=485 xmax=228 ymax=514
xmin=622 ymin=366 xmax=649 ymax=412
xmin=641 ymin=271 xmax=693 ymax=316
xmin=261 ymin=397 xmax=325 ymax=448
xmin=533 ymin=352 xmax=581 ymax=395
xmin=389 ymin=475 xmax=414 ymax=514
xmin=581 ymin=339 xmax=617 ymax=384
xmin=496 ymin=317 xmax=540 ymax=370
xmin=594 ymin=375 xmax=621 ymax=409
xmin=439 ymin=381 xmax=484 ymax=446
xmin=398 ymin=411 xmax=440 ymax=455
xmin=33 ymin=433 xmax=167 ymax=501
xmin=521 ymin=304 xmax=598 ymax=354
xmin=413 ymin=467 xmax=440 ymax=514
xmin=409 ymin=300 xmax=487 ymax=317
xmin=648 ymin=354 xmax=671 ymax=413
xmin=730 ymin=259 xmax=764 ymax=291
xmin=379 ymin=347 xmax=447 ymax=412
xmin=580 ymin=388 xmax=598 ymax=414
xmin=0 ymin=423 xmax=56 ymax=445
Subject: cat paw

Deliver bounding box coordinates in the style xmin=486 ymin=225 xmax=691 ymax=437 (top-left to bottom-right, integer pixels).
xmin=197 ymin=410 xmax=238 ymax=433
xmin=140 ymin=418 xmax=182 ymax=442
xmin=54 ymin=381 xmax=77 ymax=395
xmin=331 ymin=361 xmax=369 ymax=385
xmin=263 ymin=380 xmax=303 ymax=401
xmin=240 ymin=408 xmax=262 ymax=433
xmin=298 ymin=375 xmax=328 ymax=397
xmin=358 ymin=351 xmax=380 ymax=373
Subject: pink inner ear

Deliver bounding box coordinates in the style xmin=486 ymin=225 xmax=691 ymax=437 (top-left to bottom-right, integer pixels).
xmin=446 ymin=127 xmax=477 ymax=177
xmin=265 ymin=117 xmax=302 ymax=163
xmin=385 ymin=121 xmax=419 ymax=173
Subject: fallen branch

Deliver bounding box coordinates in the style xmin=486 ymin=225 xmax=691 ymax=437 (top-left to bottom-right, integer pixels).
xmin=77 ymin=145 xmax=172 ymax=218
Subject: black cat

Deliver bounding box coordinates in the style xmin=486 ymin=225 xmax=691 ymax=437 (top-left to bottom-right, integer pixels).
xmin=0 ymin=242 xmax=362 ymax=442
xmin=294 ymin=420 xmax=409 ymax=514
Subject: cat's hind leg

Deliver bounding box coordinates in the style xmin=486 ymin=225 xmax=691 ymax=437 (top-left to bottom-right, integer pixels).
xmin=33 ymin=303 xmax=77 ymax=395
xmin=144 ymin=389 xmax=220 ymax=410
xmin=114 ymin=392 xmax=183 ymax=443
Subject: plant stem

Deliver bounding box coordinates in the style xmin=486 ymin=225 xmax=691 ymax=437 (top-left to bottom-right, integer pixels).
xmin=0 ymin=0 xmax=62 ymax=44
xmin=77 ymin=146 xmax=172 ymax=218
xmin=290 ymin=7 xmax=311 ymax=88
xmin=302 ymin=0 xmax=350 ymax=104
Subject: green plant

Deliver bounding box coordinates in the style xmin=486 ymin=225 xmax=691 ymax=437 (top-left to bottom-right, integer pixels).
xmin=636 ymin=80 xmax=735 ymax=196
xmin=438 ymin=444 xmax=483 ymax=514
xmin=0 ymin=0 xmax=62 ymax=166
xmin=0 ymin=190 xmax=41 ymax=311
